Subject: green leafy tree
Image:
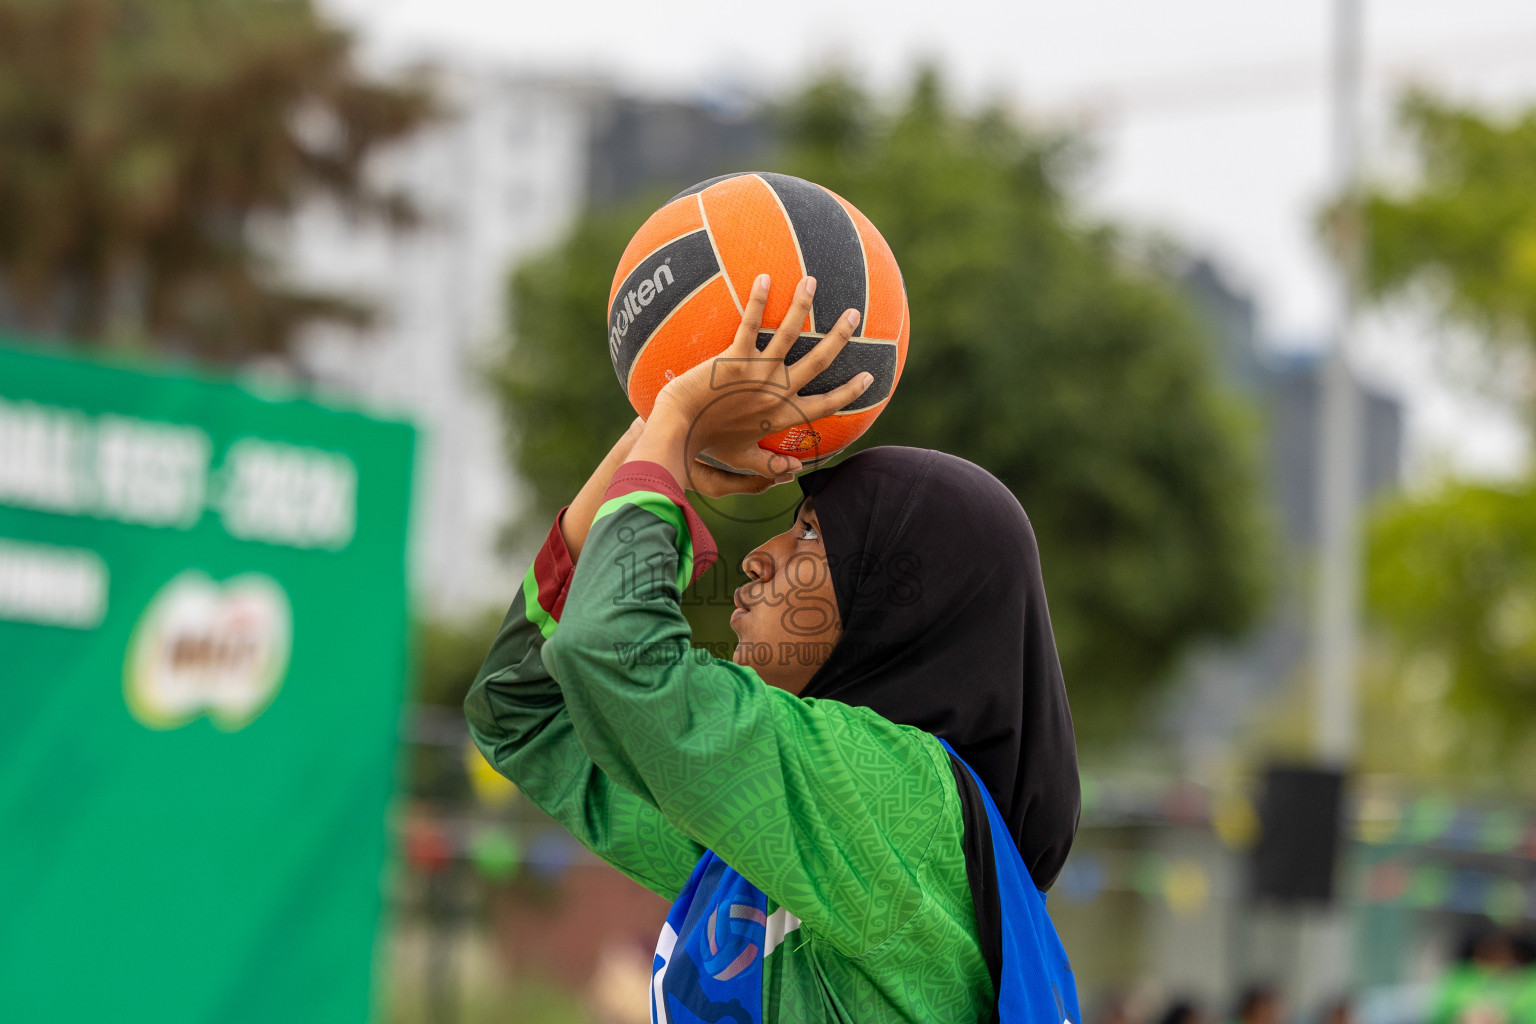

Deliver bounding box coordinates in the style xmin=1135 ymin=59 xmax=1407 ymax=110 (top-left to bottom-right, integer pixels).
xmin=1364 ymin=483 xmax=1536 ymax=787
xmin=1360 ymin=91 xmax=1536 ymax=347
xmin=0 ymin=0 xmax=432 ymax=360
xmin=493 ymin=72 xmax=1269 ymax=746
xmin=1349 ymin=91 xmax=1536 ymax=770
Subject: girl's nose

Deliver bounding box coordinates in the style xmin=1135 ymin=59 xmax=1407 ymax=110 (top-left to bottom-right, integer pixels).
xmin=741 ymin=551 xmax=773 ymax=584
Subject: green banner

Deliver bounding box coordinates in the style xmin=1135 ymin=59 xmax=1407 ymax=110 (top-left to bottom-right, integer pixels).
xmin=0 ymin=342 xmax=416 ymax=1023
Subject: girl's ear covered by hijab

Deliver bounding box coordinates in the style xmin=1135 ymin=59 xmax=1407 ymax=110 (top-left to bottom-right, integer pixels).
xmin=796 ymin=446 xmax=1079 ymax=890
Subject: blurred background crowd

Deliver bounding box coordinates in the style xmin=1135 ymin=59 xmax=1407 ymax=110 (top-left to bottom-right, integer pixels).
xmin=6 ymin=1 xmax=1536 ymax=1022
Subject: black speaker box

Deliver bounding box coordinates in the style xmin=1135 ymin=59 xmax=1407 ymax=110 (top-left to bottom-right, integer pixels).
xmin=1250 ymin=764 xmax=1346 ymax=906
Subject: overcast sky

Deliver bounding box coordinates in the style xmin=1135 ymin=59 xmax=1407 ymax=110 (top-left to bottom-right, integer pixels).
xmin=323 ymin=0 xmax=1536 ymax=480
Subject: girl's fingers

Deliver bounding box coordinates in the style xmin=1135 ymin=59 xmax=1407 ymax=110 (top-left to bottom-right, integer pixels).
xmin=761 ymin=277 xmax=816 ymax=360
xmin=807 ymin=371 xmax=876 ymax=420
xmin=788 ymin=307 xmax=859 ymax=390
xmin=689 ymin=462 xmax=775 ymax=497
xmin=688 ymin=455 xmax=795 ymax=497
xmin=727 ymin=445 xmax=802 ymax=479
xmin=730 ymin=274 xmax=772 ymax=353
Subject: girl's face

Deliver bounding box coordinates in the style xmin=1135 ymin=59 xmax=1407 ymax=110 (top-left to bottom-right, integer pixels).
xmin=731 ymin=497 xmax=843 ymax=694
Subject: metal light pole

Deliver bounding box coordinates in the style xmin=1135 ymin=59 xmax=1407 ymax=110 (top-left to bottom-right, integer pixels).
xmin=1316 ymin=0 xmax=1364 ymax=767
xmin=1292 ymin=0 xmax=1365 ymax=1009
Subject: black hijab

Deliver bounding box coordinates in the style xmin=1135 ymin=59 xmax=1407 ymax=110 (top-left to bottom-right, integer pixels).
xmin=797 ymin=446 xmax=1080 ymax=890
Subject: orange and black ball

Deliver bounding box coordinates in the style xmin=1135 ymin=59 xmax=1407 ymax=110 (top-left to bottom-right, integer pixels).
xmin=607 ymin=172 xmax=908 ymax=466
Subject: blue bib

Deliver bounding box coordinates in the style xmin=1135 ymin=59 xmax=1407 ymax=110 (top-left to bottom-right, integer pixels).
xmin=941 ymin=738 xmax=1081 ymax=1024
xmin=651 ymin=852 xmax=771 ymax=1024
xmin=650 ymin=744 xmax=1081 ymax=1024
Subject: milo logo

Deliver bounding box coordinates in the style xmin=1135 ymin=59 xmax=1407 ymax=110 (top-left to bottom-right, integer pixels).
xmin=124 ymin=570 xmax=292 ymax=731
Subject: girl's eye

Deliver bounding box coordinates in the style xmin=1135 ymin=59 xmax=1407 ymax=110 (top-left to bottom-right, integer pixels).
xmin=797 ymin=521 xmax=819 ymax=541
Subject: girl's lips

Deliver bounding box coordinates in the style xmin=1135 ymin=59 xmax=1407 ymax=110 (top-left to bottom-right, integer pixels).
xmin=730 ymin=606 xmax=747 ymax=623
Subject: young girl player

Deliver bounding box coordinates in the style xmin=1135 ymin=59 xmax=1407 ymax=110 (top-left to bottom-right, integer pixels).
xmin=466 ymin=274 xmax=1081 ymax=1023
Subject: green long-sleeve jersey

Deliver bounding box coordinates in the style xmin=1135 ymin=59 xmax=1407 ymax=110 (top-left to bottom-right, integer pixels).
xmin=464 ymin=465 xmax=991 ymax=1022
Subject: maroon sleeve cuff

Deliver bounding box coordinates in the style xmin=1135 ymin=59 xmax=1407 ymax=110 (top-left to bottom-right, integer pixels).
xmin=603 ymin=461 xmax=720 ymax=586
xmin=532 ymin=507 xmax=578 ymax=621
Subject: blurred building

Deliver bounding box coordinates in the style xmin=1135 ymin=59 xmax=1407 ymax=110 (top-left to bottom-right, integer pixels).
xmin=1167 ymin=258 xmax=1404 ymax=768
xmin=283 ymin=70 xmax=771 ymax=612
xmin=1183 ymin=258 xmax=1403 ymax=548
xmin=1048 ymin=258 xmax=1410 ymax=1011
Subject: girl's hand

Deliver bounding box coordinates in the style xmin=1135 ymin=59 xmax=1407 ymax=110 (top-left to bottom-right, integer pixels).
xmin=685 ymin=457 xmax=792 ymax=499
xmin=636 ymin=274 xmax=873 ymax=487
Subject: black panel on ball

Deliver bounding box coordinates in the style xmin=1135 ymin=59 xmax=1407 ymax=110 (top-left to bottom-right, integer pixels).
xmin=1250 ymin=764 xmax=1347 ymax=906
xmin=758 ymin=173 xmax=867 ymax=337
xmin=754 ymin=332 xmax=896 ymax=412
xmin=608 ymin=230 xmax=720 ymax=386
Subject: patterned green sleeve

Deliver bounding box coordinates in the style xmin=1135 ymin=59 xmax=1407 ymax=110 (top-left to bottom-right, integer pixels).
xmin=464 ymin=511 xmax=704 ymax=900
xmin=541 ymin=463 xmax=953 ymax=958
